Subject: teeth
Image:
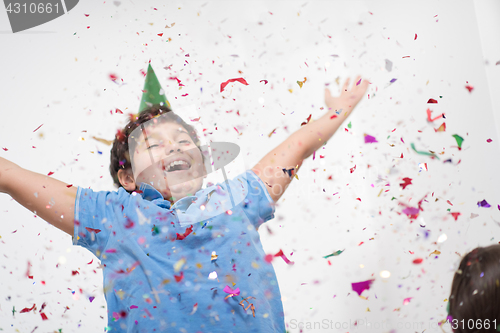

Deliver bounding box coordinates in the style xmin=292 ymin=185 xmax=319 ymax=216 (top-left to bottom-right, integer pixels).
xmin=166 ymin=160 xmax=190 ymax=172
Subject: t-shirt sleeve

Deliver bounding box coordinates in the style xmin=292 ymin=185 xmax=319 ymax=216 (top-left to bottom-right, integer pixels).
xmin=73 ymin=186 xmax=123 ymax=258
xmin=239 ymin=169 xmax=276 ymax=229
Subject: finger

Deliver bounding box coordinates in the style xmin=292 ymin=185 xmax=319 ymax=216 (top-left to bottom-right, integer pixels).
xmin=342 ymin=78 xmax=350 ymax=92
xmin=324 ymin=88 xmax=332 ymax=99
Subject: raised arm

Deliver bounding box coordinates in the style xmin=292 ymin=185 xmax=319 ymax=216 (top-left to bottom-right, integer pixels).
xmin=0 ymin=156 xmax=77 ymax=236
xmin=252 ymin=76 xmax=369 ymax=203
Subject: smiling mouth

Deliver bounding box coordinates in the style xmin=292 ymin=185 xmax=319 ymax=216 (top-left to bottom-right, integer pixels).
xmin=162 ymin=160 xmax=192 ymax=173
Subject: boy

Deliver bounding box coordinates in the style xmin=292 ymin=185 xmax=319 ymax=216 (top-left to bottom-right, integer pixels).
xmin=0 ymin=66 xmax=369 ymax=332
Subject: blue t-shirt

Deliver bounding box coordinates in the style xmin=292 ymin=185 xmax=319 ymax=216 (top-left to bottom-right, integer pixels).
xmin=73 ymin=170 xmax=285 ymax=332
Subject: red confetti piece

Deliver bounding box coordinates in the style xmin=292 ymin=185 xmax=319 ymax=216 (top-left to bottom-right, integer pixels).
xmin=413 ymin=258 xmax=423 ymax=264
xmin=260 ymin=80 xmax=268 ymax=84
xmin=2 ymin=147 xmax=7 ymax=151
xmin=414 ymin=33 xmax=417 ymax=40
xmin=33 ymin=124 xmax=43 ymax=132
xmin=351 ymin=279 xmax=374 ymax=296
xmin=40 ymin=313 xmax=48 ymax=320
xmin=158 ymin=33 xmax=163 ymax=37
xmin=356 ymin=198 xmax=362 ymax=202
xmin=176 ymin=225 xmax=193 ymax=240
xmin=109 ymin=73 xmax=118 ymax=81
xmin=427 ymin=98 xmax=438 ymax=104
xmin=451 ymin=212 xmax=461 ymax=221
xmin=115 ymin=108 xmax=123 ymax=114
xmin=87 ymin=259 xmax=93 ymax=264
xmin=84 ymin=14 xmax=89 ymax=17
xmin=358 ymin=241 xmax=364 ymax=246
xmin=274 ymin=249 xmax=294 ymax=265
xmin=20 ymin=304 xmax=36 ymax=313
xmin=66 ymin=184 xmax=73 ymax=188
xmin=85 ymin=227 xmax=101 ymax=234
xmin=264 ymin=254 xmax=274 ymax=263
xmin=124 ymin=218 xmax=135 ymax=229
xmin=350 ymin=165 xmax=356 ymax=173
xmin=47 ymin=171 xmax=54 ymax=176
xmin=220 ymin=78 xmax=249 ymax=92
xmin=400 ymin=177 xmax=412 ymax=189
xmin=487 ymin=138 xmax=492 ymax=143
xmin=447 ymin=200 xmax=453 ymax=206
xmin=465 ymin=85 xmax=474 ymax=93
xmin=301 ymin=114 xmax=312 ymax=126
xmin=330 ymin=114 xmax=338 ymax=119
xmin=174 ymin=271 xmax=184 ymax=282
xmin=72 ymin=270 xmax=79 ymax=276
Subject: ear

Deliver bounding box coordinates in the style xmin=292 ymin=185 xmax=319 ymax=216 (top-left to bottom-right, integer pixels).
xmin=117 ymin=168 xmax=137 ymax=191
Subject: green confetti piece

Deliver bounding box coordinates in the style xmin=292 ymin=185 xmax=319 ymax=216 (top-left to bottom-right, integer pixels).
xmin=323 ymin=249 xmax=344 ymax=258
xmin=452 ymin=134 xmax=464 ymax=149
xmin=410 ymin=143 xmax=440 ymax=160
xmin=347 ymin=122 xmax=352 ymax=129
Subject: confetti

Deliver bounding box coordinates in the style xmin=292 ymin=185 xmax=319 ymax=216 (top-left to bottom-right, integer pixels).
xmin=452 ymin=134 xmax=464 ymax=150
xmin=410 ymin=143 xmax=439 ymax=160
xmin=477 ymin=199 xmax=491 ymax=208
xmin=434 ymin=123 xmax=446 ymax=132
xmin=89 ymin=296 xmax=95 ymax=302
xmin=487 ymin=138 xmax=492 ymax=143
xmin=414 ymin=33 xmax=417 ymax=40
xmin=220 ymin=78 xmax=249 ymax=92
xmin=323 ymin=249 xmax=344 ymax=258
xmin=429 ymin=250 xmax=441 ymax=256
xmin=301 ymin=114 xmax=312 ymax=126
xmin=413 ymin=258 xmax=423 ymax=264
xmin=400 ymin=177 xmax=412 ymax=189
xmin=451 ymin=212 xmax=461 ymax=220
xmin=465 ymin=85 xmax=474 ymax=92
xmin=2 ymin=147 xmax=8 ymax=151
xmin=40 ymin=312 xmax=48 ymax=320
xmin=20 ymin=304 xmax=36 ymax=313
xmin=427 ymin=98 xmax=438 ymax=104
xmin=364 ymin=134 xmax=378 ymax=143
xmin=174 ymin=271 xmax=184 ymax=282
xmin=426 ymin=109 xmax=445 ymax=122
xmin=351 ymin=279 xmax=374 ymax=296
xmin=297 ymin=77 xmax=307 ymax=88
xmin=176 ymin=225 xmax=193 ymax=240
xmin=47 ymin=171 xmax=54 ymax=176
xmin=260 ymin=80 xmax=268 ymax=84
xmin=274 ymin=249 xmax=294 ymax=265
xmin=33 ymin=124 xmax=43 ymax=132
xmin=85 ymin=227 xmax=101 ymax=234
xmin=403 ymin=297 xmax=413 ymax=305
xmin=402 ymin=207 xmax=419 ymax=219
xmin=223 ymin=285 xmax=240 ymax=298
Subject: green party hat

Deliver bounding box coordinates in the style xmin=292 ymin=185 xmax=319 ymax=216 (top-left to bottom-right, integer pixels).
xmin=138 ymin=63 xmax=171 ymax=113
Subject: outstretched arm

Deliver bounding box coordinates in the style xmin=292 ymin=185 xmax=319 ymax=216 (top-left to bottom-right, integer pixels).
xmin=0 ymin=156 xmax=77 ymax=236
xmin=252 ymin=76 xmax=369 ymax=203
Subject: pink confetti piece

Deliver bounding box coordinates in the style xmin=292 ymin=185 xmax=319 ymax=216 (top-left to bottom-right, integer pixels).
xmin=2 ymin=147 xmax=8 ymax=151
xmin=487 ymin=138 xmax=492 ymax=143
xmin=351 ymin=279 xmax=374 ymax=296
xmin=223 ymin=285 xmax=240 ymax=295
xmin=33 ymin=124 xmax=43 ymax=132
xmin=403 ymin=297 xmax=413 ymax=305
xmin=402 ymin=207 xmax=420 ymax=218
xmin=364 ymin=134 xmax=378 ymax=143
xmin=426 ymin=108 xmax=445 ymax=122
xmin=220 ymin=78 xmax=249 ymax=92
xmin=105 ymin=249 xmax=117 ymax=253
xmin=130 ymin=305 xmax=138 ymax=309
xmin=274 ymin=249 xmax=294 ymax=265
xmin=356 ymin=78 xmax=362 ymax=85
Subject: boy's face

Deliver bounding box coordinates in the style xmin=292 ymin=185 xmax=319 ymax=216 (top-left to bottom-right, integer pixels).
xmin=129 ymin=121 xmax=207 ymax=203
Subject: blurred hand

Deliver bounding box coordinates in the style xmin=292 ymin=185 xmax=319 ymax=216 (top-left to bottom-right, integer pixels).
xmin=325 ymin=76 xmax=370 ymax=111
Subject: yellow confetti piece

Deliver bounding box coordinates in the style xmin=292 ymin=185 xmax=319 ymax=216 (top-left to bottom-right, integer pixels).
xmin=162 ymin=279 xmax=171 ymax=285
xmin=297 ymin=77 xmax=307 ymax=88
xmin=429 ymin=250 xmax=441 ymax=256
xmin=359 ymin=295 xmax=368 ymax=300
xmin=92 ymin=136 xmax=113 ymax=146
xmin=288 ymin=89 xmax=293 ymax=93
xmin=252 ymin=261 xmax=259 ymax=269
xmin=196 ymin=263 xmax=203 ymax=269
xmin=366 ymin=307 xmax=371 ymax=312
xmin=174 ymin=258 xmax=186 ymax=272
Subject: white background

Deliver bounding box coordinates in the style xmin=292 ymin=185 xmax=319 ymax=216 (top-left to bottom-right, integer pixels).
xmin=1 ymin=0 xmax=499 ymax=332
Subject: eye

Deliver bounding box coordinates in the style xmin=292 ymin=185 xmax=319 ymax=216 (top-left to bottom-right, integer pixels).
xmin=180 ymin=140 xmax=190 ymax=144
xmin=147 ymin=144 xmax=159 ymax=150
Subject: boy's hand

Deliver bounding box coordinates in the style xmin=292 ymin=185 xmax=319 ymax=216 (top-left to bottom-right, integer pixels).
xmin=325 ymin=76 xmax=370 ymax=111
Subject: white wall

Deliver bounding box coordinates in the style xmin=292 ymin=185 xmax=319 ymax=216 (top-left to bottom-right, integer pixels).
xmin=1 ymin=1 xmax=499 ymax=332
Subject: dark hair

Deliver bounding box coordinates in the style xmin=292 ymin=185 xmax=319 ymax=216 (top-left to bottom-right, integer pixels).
xmin=448 ymin=244 xmax=500 ymax=332
xmin=109 ymin=104 xmax=205 ymax=192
